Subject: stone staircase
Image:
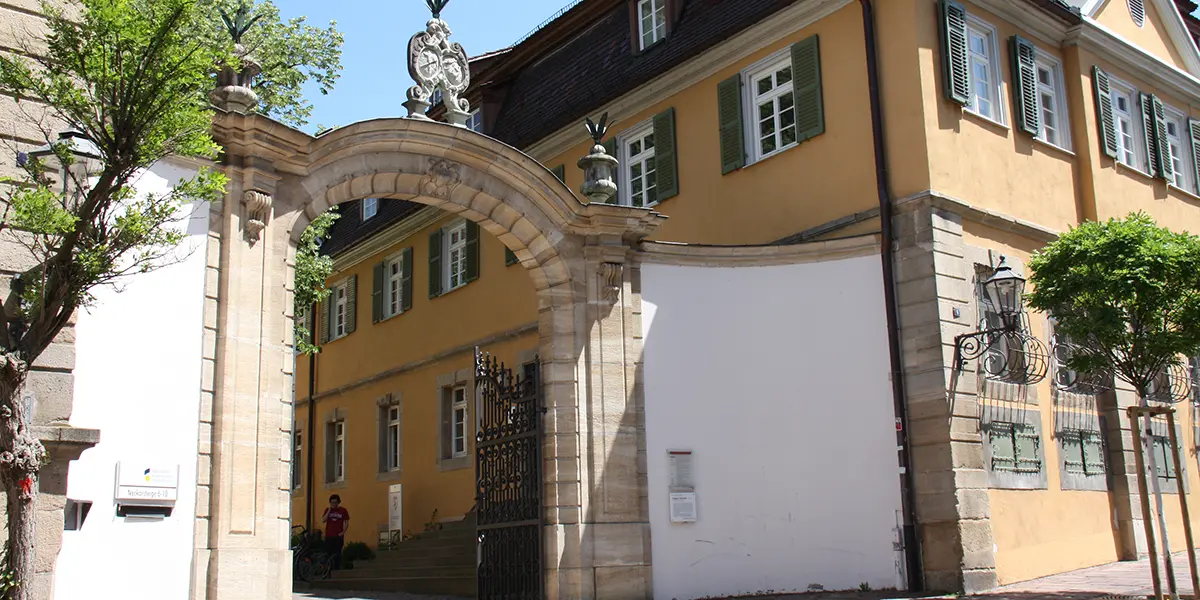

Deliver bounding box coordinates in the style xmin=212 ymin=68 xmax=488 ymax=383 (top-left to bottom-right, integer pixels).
xmin=310 ymin=512 xmax=477 ymax=597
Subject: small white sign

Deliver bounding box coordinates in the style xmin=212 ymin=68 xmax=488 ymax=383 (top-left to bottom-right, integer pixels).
xmin=388 ymin=484 xmax=403 ymax=532
xmin=668 ymin=450 xmax=694 ymax=489
xmin=669 ymin=492 xmax=697 ymax=523
xmin=115 ymin=462 xmax=179 ymax=506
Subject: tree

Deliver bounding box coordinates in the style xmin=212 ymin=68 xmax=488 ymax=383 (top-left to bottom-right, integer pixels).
xmin=0 ymin=1 xmax=343 ymax=596
xmin=199 ymin=0 xmax=343 ymax=128
xmin=1026 ymin=211 xmax=1200 ymax=587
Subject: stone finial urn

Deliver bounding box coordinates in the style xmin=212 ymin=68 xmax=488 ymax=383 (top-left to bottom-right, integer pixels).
xmin=578 ymin=114 xmax=618 ymax=204
xmin=210 ymin=6 xmax=263 ymax=113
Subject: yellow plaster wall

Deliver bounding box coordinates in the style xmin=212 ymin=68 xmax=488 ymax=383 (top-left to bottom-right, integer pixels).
xmin=541 ymin=4 xmax=880 ymax=245
xmin=920 ymin=2 xmax=1084 ymax=233
xmin=1072 ymin=49 xmax=1200 ymax=230
xmin=878 ymin=0 xmax=936 ymax=198
xmin=1093 ymin=0 xmax=1190 ymax=71
xmin=291 ymin=213 xmax=540 ymax=545
xmin=963 ymin=224 xmax=1121 ymax=584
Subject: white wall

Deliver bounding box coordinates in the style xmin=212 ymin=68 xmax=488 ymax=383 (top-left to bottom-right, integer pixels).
xmin=640 ymin=255 xmax=906 ymax=600
xmin=54 ymin=160 xmax=209 ymax=600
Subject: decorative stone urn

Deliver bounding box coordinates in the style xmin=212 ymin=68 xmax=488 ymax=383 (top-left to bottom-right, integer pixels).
xmin=578 ymin=113 xmax=618 ymax=204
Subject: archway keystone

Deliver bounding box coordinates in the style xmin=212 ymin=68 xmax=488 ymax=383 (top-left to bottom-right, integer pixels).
xmin=194 ymin=110 xmax=665 ymax=600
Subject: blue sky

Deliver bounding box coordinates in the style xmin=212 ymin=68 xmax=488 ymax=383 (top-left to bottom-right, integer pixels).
xmin=278 ymin=0 xmax=571 ymax=134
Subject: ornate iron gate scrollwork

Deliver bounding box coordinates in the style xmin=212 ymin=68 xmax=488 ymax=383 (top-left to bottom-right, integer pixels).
xmin=475 ymin=348 xmax=543 ymax=600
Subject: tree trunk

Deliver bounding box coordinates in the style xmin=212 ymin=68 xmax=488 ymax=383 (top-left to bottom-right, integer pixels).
xmin=0 ymin=353 xmax=41 ymax=600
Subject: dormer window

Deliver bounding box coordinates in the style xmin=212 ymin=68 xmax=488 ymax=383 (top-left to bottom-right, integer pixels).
xmin=638 ymin=0 xmax=666 ymax=49
xmin=362 ymin=197 xmax=378 ymax=220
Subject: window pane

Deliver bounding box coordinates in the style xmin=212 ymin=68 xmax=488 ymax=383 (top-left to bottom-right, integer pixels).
xmin=757 ymin=76 xmax=773 ymax=96
xmin=760 ymin=116 xmax=776 ymax=138
xmin=644 ymin=134 xmax=655 ymax=150
xmin=758 ymin=102 xmax=773 ymax=122
xmin=1037 ymin=67 xmax=1051 ymax=86
xmin=630 ymin=140 xmax=641 ymax=156
xmin=761 ymin=136 xmax=777 ymax=155
xmin=969 ymin=32 xmax=987 ymax=54
xmin=776 ymin=66 xmax=792 ymax=86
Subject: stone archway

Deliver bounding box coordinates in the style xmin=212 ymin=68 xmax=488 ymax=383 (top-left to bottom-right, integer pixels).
xmin=192 ymin=112 xmax=664 ymax=600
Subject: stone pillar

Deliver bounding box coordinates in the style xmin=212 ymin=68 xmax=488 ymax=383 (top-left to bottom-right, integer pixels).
xmin=546 ymin=242 xmax=651 ymax=600
xmin=893 ymin=203 xmax=997 ymax=593
xmin=191 ymin=153 xmax=294 ymax=600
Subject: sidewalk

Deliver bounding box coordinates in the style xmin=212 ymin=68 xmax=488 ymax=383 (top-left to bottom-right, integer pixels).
xmin=986 ymin=551 xmax=1199 ymax=598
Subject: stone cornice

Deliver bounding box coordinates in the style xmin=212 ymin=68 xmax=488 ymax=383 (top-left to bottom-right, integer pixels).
xmin=637 ymin=234 xmax=881 ymax=267
xmin=570 ymin=203 xmax=668 ymax=241
xmin=522 ymin=0 xmax=854 ymax=162
xmin=968 ymin=0 xmax=1073 ymax=46
xmin=894 ymin=189 xmax=1060 ymax=243
xmin=331 ymin=206 xmax=443 ymax=272
xmin=211 ymin=110 xmax=313 ymax=175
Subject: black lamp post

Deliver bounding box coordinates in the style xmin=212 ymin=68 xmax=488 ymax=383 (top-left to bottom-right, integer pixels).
xmin=27 ymin=129 xmax=104 ymax=204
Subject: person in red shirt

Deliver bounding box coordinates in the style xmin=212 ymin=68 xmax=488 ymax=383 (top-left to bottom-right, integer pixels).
xmin=321 ymin=494 xmax=350 ymax=569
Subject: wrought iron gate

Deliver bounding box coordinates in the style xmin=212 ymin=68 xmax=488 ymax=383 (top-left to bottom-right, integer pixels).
xmin=475 ymin=348 xmax=543 ymax=599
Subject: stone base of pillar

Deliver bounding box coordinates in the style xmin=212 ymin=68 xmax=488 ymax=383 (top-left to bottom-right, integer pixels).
xmin=205 ymin=548 xmax=291 ymax=599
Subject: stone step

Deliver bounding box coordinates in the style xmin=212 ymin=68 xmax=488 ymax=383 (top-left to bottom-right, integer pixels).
xmin=377 ymin=536 xmax=476 ymax=554
xmin=310 ymin=574 xmax=476 ymax=597
xmin=334 ymin=564 xmax=476 ymax=581
xmin=365 ymin=551 xmax=476 ymax=569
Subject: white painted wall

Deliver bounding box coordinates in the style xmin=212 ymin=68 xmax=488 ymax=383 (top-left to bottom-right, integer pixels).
xmin=640 ymin=255 xmax=906 ymax=600
xmin=53 ymin=160 xmax=209 ymax=600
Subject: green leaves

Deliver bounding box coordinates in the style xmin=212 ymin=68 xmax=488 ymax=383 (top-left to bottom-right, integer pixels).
xmin=1027 ymin=212 xmax=1200 ymax=396
xmin=293 ymin=208 xmax=340 ymax=355
xmin=199 ymin=0 xmax=344 ymax=127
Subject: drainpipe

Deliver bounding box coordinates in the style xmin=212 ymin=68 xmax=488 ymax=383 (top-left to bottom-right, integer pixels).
xmin=306 ymin=303 xmax=317 ymax=532
xmin=860 ymin=0 xmax=924 ymax=591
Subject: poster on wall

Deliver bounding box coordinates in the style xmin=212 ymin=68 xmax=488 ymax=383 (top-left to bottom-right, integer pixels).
xmin=388 ymin=484 xmax=402 ymax=532
xmin=669 ymin=492 xmax=697 ymax=523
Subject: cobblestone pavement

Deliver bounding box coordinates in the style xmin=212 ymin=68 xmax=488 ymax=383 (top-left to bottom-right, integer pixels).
xmin=984 ymin=551 xmax=1199 ymax=598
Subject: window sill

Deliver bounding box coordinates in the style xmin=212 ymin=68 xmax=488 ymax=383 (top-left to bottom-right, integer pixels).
xmin=962 ymin=109 xmax=1010 ymax=133
xmin=1032 ymin=138 xmax=1074 ymax=158
xmin=438 ymin=456 xmax=470 ymax=472
xmin=323 ymin=480 xmax=348 ymax=490
xmin=376 ymin=469 xmax=403 ymax=482
xmin=1114 ymin=160 xmax=1155 ymax=183
xmin=434 ymin=281 xmax=472 ymax=300
xmin=743 ymin=141 xmax=800 ymax=171
xmin=377 ymin=310 xmax=407 ymax=324
xmin=1168 ymin=183 xmax=1200 ymax=202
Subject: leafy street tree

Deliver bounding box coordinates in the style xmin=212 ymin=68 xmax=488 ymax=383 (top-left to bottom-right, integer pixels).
xmin=294 ymin=208 xmax=339 ymax=354
xmin=1026 ymin=211 xmax=1200 ymax=583
xmin=0 ymin=0 xmax=342 ymax=595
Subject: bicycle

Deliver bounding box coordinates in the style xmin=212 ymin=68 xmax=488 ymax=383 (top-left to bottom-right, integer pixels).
xmin=290 ymin=525 xmax=336 ymax=582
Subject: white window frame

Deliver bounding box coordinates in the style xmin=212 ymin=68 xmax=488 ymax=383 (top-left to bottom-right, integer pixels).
xmin=617 ymin=120 xmax=658 ymax=208
xmin=637 ymin=0 xmax=666 ymax=50
xmin=385 ymin=405 xmax=401 ymax=472
xmin=333 ymin=420 xmax=346 ymax=482
xmin=292 ymin=430 xmax=302 ymax=490
xmin=361 ymin=197 xmax=378 ymax=220
xmin=741 ymin=48 xmax=799 ymax=164
xmin=383 ymin=252 xmax=405 ymax=319
xmin=1163 ymin=105 xmax=1194 ymax=193
xmin=443 ymin=220 xmax=469 ymax=292
xmin=964 ymin=17 xmax=1005 ymax=125
xmin=1109 ymin=77 xmax=1146 ymax=172
xmin=466 ymin=109 xmax=483 ymax=133
xmin=451 ymin=386 xmax=468 ymax=458
xmin=1033 ymin=53 xmax=1071 ymax=150
xmin=331 ymin=279 xmax=350 ymax=340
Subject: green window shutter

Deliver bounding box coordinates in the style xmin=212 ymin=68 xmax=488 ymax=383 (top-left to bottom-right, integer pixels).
xmin=938 ymin=0 xmax=970 ymax=105
xmin=1082 ymin=431 xmax=1105 ymax=476
xmin=1015 ymin=424 xmax=1041 ymax=473
xmin=791 ymin=35 xmax=824 ymax=142
xmin=464 ymin=220 xmax=480 ymax=283
xmin=717 ymin=74 xmax=745 ymax=174
xmin=1189 ymin=119 xmax=1200 ymax=193
xmin=319 ymin=298 xmax=331 ymax=344
xmin=400 ymin=247 xmax=413 ymax=312
xmin=1153 ymin=437 xmax=1169 ymax=478
xmin=324 ymin=423 xmax=335 ymax=483
xmin=1062 ymin=430 xmax=1085 ymax=474
xmin=653 ymin=107 xmax=679 ymax=202
xmin=344 ymin=275 xmax=357 ymax=334
xmin=1151 ymin=95 xmax=1174 ymax=181
xmin=1093 ymin=67 xmax=1118 ymax=159
xmin=1009 ymin=36 xmax=1039 ymax=136
xmin=1140 ymin=93 xmax=1162 ymax=177
xmin=371 ymin=262 xmax=384 ymax=323
xmin=550 ymin=164 xmax=565 ymax=183
xmin=989 ymin=423 xmax=1016 ymax=471
xmin=505 ymin=247 xmax=518 ymax=266
xmin=428 ymin=229 xmax=444 ymax=298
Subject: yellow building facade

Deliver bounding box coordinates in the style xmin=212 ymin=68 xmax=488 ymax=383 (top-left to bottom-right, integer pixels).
xmin=292 ymin=0 xmax=1200 ymax=594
